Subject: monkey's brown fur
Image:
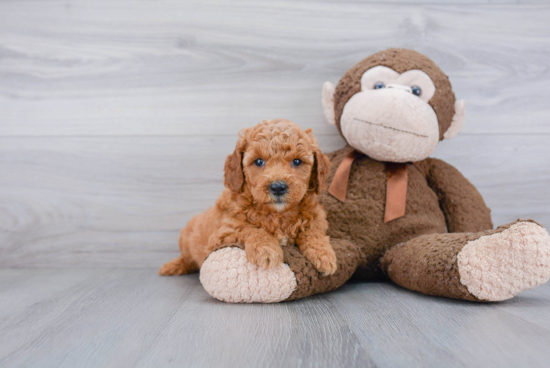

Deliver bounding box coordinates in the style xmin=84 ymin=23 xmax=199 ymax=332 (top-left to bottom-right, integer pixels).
xmin=320 ymin=147 xmax=492 ymax=280
xmin=280 ymin=49 xmax=494 ymax=300
xmin=201 ymin=49 xmax=549 ymax=303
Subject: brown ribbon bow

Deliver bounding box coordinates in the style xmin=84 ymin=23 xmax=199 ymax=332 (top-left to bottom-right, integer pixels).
xmin=328 ymin=150 xmax=408 ymax=223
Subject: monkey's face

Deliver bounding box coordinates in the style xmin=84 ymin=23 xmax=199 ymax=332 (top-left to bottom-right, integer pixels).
xmin=340 ymin=66 xmax=439 ymax=163
xmin=322 ymin=49 xmax=466 ymax=163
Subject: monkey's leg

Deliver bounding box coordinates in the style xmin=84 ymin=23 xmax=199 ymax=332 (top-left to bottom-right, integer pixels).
xmin=380 ymin=220 xmax=550 ymax=301
xmin=199 ymin=238 xmax=360 ymax=303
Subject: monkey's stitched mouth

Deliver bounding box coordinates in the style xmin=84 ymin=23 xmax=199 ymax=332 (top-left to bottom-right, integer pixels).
xmin=353 ymin=118 xmax=428 ymax=138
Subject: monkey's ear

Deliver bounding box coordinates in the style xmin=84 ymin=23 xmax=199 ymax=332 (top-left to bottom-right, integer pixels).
xmin=224 ymin=130 xmax=247 ymax=193
xmin=322 ymin=82 xmax=336 ymax=126
xmin=443 ymin=99 xmax=466 ymax=139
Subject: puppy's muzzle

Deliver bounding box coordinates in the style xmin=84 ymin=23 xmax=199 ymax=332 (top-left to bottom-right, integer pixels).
xmin=269 ymin=181 xmax=288 ymax=197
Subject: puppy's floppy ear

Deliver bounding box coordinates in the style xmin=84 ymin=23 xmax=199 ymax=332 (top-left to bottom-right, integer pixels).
xmin=307 ymin=131 xmax=331 ymax=194
xmin=224 ymin=129 xmax=248 ymax=193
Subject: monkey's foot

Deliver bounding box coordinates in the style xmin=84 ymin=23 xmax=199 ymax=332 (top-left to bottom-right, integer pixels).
xmin=200 ymin=239 xmax=360 ymax=303
xmin=457 ymin=220 xmax=550 ymax=301
xmin=200 ymin=247 xmax=297 ymax=303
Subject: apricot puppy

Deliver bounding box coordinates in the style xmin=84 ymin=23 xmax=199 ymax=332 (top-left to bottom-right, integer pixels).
xmin=159 ymin=119 xmax=337 ymax=276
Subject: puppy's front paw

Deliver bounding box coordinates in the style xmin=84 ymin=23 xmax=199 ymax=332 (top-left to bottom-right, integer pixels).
xmin=246 ymin=241 xmax=284 ymax=269
xmin=302 ymin=246 xmax=338 ymax=276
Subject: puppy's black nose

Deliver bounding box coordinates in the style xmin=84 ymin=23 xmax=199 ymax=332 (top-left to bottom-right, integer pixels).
xmin=269 ymin=181 xmax=288 ymax=196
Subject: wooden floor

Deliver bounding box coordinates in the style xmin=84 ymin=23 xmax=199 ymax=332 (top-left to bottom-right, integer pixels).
xmin=0 ymin=269 xmax=549 ymax=368
xmin=1 ymin=0 xmax=550 ymax=367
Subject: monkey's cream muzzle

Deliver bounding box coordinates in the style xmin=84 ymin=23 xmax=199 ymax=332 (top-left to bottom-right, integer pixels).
xmin=340 ymin=87 xmax=440 ymax=163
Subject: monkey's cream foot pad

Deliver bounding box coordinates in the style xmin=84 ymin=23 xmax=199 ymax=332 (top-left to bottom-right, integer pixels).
xmin=458 ymin=221 xmax=550 ymax=301
xmin=200 ymin=247 xmax=297 ymax=303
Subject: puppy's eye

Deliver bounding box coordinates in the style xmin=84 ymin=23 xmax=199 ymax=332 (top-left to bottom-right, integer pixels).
xmin=292 ymin=159 xmax=302 ymax=167
xmin=374 ymin=82 xmax=385 ymax=89
xmin=254 ymin=158 xmax=264 ymax=167
xmin=411 ymin=85 xmax=422 ymax=97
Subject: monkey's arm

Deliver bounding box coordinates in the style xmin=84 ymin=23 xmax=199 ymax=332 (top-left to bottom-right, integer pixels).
xmin=414 ymin=158 xmax=493 ymax=233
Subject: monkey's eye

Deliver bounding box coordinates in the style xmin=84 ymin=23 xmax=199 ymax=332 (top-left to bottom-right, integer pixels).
xmin=374 ymin=82 xmax=385 ymax=89
xmin=292 ymin=159 xmax=302 ymax=167
xmin=254 ymin=158 xmax=265 ymax=167
xmin=411 ymin=86 xmax=422 ymax=97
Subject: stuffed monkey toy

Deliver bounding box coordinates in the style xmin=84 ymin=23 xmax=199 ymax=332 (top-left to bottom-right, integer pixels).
xmin=199 ymin=49 xmax=550 ymax=303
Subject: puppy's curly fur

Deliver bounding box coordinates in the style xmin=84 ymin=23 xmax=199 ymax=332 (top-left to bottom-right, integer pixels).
xmin=159 ymin=119 xmax=337 ymax=276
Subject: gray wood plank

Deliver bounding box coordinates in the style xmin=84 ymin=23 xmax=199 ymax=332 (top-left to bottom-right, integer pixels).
xmin=1 ymin=1 xmax=550 ymax=137
xmin=0 ymin=269 xmax=201 ymax=368
xmin=329 ymin=282 xmax=550 ymax=368
xmin=1 ymin=268 xmax=549 ymax=368
xmin=0 ymin=134 xmax=548 ymax=268
xmin=0 ymin=269 xmax=374 ymax=368
xmin=490 ymin=280 xmax=550 ymax=331
xmin=135 ymin=284 xmax=374 ymax=368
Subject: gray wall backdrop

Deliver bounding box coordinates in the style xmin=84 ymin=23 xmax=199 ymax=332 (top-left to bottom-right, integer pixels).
xmin=1 ymin=0 xmax=549 ymax=268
